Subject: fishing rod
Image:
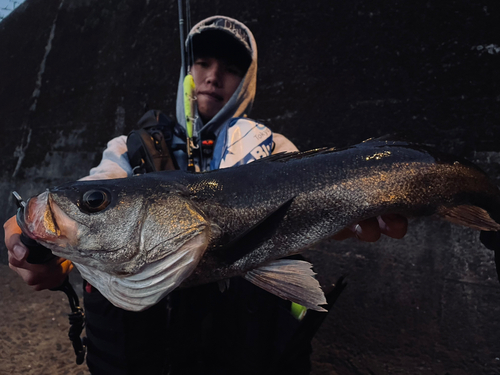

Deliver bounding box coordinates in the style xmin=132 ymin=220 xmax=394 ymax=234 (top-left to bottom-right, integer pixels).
xmin=178 ymin=0 xmax=197 ymax=172
xmin=177 ymin=0 xmax=186 ymax=76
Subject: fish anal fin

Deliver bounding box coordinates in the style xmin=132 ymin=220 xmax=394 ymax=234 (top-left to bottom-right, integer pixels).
xmin=438 ymin=205 xmax=500 ymax=231
xmin=244 ymin=259 xmax=327 ymax=312
xmin=218 ymin=279 xmax=230 ymax=293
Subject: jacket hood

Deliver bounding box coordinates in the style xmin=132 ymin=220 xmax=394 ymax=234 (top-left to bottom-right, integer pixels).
xmin=176 ymin=16 xmax=258 ymax=138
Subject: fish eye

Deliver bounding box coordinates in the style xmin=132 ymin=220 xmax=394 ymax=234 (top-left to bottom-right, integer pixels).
xmin=81 ymin=189 xmax=110 ymax=213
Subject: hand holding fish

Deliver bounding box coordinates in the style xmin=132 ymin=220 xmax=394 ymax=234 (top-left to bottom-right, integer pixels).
xmin=333 ymin=214 xmax=408 ymax=241
xmin=4 ymin=215 xmax=73 ymax=290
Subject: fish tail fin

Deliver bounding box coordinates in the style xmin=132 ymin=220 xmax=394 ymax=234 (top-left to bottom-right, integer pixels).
xmin=244 ymin=259 xmax=327 ymax=312
xmin=437 ymin=205 xmax=500 ymax=231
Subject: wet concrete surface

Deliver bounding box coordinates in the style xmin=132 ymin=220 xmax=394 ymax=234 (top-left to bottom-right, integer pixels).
xmin=0 ymin=264 xmax=89 ymax=375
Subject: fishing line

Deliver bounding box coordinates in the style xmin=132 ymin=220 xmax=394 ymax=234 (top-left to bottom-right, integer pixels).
xmin=186 ymin=0 xmax=194 ymax=70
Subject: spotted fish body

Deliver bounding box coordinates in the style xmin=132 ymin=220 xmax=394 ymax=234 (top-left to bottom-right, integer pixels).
xmin=20 ymin=139 xmax=500 ymax=311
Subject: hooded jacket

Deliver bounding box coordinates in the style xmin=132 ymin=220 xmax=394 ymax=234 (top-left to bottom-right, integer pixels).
xmin=84 ymin=16 xmax=296 ymax=180
xmin=176 ymin=16 xmax=257 ymax=137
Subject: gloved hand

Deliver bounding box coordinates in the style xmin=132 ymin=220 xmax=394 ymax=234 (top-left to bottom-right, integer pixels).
xmin=333 ymin=214 xmax=408 ymax=242
xmin=4 ymin=215 xmax=73 ymax=290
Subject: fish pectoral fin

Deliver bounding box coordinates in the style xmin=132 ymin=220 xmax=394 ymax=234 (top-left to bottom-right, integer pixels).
xmin=244 ymin=259 xmax=327 ymax=312
xmin=437 ymin=205 xmax=500 ymax=231
xmin=222 ymin=198 xmax=295 ymax=264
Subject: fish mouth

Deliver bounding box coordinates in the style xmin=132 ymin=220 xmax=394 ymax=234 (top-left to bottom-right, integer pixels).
xmin=23 ymin=191 xmax=77 ymax=246
xmin=23 ymin=191 xmax=59 ymax=241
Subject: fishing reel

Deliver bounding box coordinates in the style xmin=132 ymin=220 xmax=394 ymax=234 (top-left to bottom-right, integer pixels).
xmin=11 ymin=191 xmax=87 ymax=365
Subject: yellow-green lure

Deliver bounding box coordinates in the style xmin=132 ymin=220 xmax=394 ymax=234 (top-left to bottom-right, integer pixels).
xmin=183 ymin=74 xmax=197 ymax=171
xmin=183 ymin=74 xmax=196 ymax=138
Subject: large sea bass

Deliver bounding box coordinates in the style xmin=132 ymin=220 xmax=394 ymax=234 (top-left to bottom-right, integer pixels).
xmin=19 ymin=139 xmax=500 ymax=312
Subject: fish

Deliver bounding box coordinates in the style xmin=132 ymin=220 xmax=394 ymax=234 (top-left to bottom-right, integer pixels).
xmin=18 ymin=138 xmax=500 ymax=312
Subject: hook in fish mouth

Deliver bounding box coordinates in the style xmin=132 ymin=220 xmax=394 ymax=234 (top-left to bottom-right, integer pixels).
xmin=15 ymin=202 xmax=30 ymax=238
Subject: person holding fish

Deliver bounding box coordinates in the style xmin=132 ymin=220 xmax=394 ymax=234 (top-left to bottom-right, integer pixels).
xmin=5 ymin=15 xmax=408 ymax=375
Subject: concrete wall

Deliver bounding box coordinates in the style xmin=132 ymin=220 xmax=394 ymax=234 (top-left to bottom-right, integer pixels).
xmin=1 ymin=0 xmax=499 ymax=373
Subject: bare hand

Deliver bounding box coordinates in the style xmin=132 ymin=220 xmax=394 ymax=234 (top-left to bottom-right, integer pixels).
xmin=4 ymin=216 xmax=73 ymax=290
xmin=333 ymin=214 xmax=408 ymax=242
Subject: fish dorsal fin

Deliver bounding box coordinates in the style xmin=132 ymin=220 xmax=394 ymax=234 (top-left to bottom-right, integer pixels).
xmin=247 ymin=147 xmax=336 ymax=164
xmin=437 ymin=205 xmax=500 ymax=231
xmin=75 ymin=227 xmax=210 ymax=311
xmin=244 ymin=259 xmax=327 ymax=312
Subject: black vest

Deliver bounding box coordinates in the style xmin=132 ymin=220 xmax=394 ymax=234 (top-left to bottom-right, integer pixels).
xmin=84 ymin=276 xmax=312 ymax=375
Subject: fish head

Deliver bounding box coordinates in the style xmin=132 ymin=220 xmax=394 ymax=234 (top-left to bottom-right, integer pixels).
xmin=22 ymin=178 xmax=213 ymax=311
xmin=23 ymin=183 xmax=147 ymax=273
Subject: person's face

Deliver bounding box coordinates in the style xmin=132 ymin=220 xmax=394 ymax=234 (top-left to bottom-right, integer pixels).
xmin=190 ymin=57 xmax=244 ymax=123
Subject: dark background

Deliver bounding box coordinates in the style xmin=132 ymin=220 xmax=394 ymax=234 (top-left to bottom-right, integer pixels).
xmin=1 ymin=0 xmax=500 ymax=373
